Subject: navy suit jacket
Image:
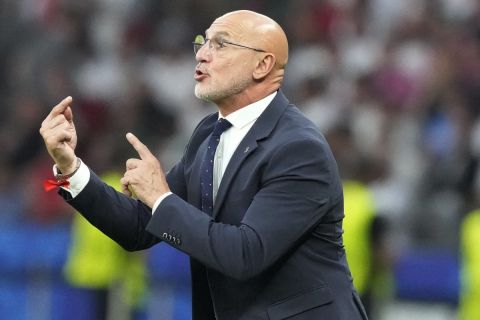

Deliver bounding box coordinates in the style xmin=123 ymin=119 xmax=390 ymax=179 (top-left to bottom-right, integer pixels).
xmin=64 ymin=91 xmax=368 ymax=320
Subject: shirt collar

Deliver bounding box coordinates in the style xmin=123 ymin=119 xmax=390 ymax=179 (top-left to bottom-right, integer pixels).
xmin=219 ymin=91 xmax=277 ymax=129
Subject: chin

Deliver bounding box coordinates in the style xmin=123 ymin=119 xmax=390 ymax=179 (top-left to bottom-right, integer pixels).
xmin=195 ymin=85 xmax=217 ymax=102
xmin=194 ymin=86 xmax=208 ymax=101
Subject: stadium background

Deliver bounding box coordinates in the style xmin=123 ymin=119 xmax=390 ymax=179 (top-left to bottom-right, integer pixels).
xmin=0 ymin=0 xmax=479 ymax=319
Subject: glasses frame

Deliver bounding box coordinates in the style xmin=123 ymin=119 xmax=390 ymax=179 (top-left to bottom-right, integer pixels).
xmin=193 ymin=35 xmax=266 ymax=55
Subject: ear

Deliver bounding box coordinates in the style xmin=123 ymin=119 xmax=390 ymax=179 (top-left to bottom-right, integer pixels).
xmin=253 ymin=54 xmax=276 ymax=80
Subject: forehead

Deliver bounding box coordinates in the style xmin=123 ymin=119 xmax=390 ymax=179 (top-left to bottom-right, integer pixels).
xmin=205 ymin=15 xmax=247 ymax=39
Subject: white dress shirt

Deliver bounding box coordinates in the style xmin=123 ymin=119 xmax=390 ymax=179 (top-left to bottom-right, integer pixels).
xmin=59 ymin=91 xmax=276 ymax=214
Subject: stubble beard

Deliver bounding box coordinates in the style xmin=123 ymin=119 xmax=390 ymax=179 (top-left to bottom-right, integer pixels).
xmin=195 ymin=74 xmax=252 ymax=103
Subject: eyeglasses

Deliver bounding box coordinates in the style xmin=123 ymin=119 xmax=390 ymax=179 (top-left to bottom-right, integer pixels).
xmin=193 ymin=35 xmax=266 ymax=55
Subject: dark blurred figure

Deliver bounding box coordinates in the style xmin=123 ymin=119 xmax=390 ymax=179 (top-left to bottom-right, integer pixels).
xmin=327 ymin=125 xmax=393 ymax=319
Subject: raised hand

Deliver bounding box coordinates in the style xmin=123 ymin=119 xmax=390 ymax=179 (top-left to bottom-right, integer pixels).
xmin=39 ymin=96 xmax=78 ymax=174
xmin=121 ymin=132 xmax=170 ymax=208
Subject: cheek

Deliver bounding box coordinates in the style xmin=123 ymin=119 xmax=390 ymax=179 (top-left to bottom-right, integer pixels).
xmin=213 ymin=61 xmax=234 ymax=76
xmin=211 ymin=64 xmax=233 ymax=83
xmin=208 ymin=58 xmax=253 ymax=86
xmin=224 ymin=61 xmax=251 ymax=80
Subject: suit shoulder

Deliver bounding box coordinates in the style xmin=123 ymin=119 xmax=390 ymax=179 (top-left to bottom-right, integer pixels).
xmin=276 ymin=104 xmax=327 ymax=145
xmin=270 ymin=104 xmax=339 ymax=173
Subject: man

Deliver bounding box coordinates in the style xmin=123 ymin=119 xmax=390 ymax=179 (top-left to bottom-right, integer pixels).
xmin=40 ymin=10 xmax=368 ymax=320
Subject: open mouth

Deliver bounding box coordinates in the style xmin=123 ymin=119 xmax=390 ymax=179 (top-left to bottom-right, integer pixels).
xmin=194 ymin=69 xmax=208 ymax=81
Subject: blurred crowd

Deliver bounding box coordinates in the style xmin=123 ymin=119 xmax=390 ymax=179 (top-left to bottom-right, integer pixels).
xmin=1 ymin=0 xmax=479 ymax=319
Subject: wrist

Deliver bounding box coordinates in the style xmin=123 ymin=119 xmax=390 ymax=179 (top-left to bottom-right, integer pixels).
xmin=55 ymin=157 xmax=82 ymax=181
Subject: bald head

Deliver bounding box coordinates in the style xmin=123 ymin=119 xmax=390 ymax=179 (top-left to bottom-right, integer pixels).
xmin=213 ymin=10 xmax=289 ymax=69
xmin=195 ymin=10 xmax=289 ymax=110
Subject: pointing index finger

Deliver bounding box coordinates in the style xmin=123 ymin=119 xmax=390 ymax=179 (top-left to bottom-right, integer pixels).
xmin=126 ymin=132 xmax=152 ymax=160
xmin=46 ymin=96 xmax=73 ymax=121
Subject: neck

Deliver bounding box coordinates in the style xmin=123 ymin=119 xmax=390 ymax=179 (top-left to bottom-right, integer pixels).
xmin=216 ymin=86 xmax=278 ymax=117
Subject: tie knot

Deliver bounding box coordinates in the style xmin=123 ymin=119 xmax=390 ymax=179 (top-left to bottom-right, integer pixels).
xmin=212 ymin=118 xmax=232 ymax=137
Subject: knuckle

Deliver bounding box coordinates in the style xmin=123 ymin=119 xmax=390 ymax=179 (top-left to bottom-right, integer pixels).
xmin=45 ymin=137 xmax=54 ymax=146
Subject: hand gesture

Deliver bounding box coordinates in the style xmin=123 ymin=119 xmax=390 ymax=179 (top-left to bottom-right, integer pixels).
xmin=39 ymin=96 xmax=78 ymax=174
xmin=121 ymin=132 xmax=170 ymax=208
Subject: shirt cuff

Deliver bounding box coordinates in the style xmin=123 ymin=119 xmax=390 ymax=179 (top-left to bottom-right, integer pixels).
xmin=152 ymin=192 xmax=173 ymax=215
xmin=53 ymin=161 xmax=90 ymax=198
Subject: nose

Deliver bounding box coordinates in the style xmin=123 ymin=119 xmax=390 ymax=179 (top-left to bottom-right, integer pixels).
xmin=195 ymin=42 xmax=211 ymax=63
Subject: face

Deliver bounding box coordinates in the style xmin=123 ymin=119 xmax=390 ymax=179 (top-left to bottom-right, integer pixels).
xmin=193 ymin=16 xmax=260 ymax=104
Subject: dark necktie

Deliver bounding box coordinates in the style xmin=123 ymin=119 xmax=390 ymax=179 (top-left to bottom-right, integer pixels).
xmin=200 ymin=118 xmax=232 ymax=215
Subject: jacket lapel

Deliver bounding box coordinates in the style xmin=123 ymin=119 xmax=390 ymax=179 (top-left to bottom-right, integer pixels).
xmin=213 ymin=91 xmax=290 ymax=219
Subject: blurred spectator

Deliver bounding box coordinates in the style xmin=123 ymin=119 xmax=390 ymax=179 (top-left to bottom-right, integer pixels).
xmin=63 ymin=171 xmax=147 ymax=320
xmin=1 ymin=0 xmax=480 ymax=318
xmin=458 ymin=209 xmax=480 ymax=320
xmin=327 ymin=125 xmax=394 ymax=319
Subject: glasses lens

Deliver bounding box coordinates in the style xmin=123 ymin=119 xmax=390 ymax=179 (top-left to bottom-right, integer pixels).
xmin=193 ymin=35 xmax=205 ymax=54
xmin=194 ymin=35 xmax=205 ymax=44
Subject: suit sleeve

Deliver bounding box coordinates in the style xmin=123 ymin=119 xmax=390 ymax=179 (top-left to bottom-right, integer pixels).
xmin=64 ymin=170 xmax=159 ymax=251
xmin=62 ymin=155 xmax=190 ymax=252
xmin=146 ymin=137 xmax=339 ymax=280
